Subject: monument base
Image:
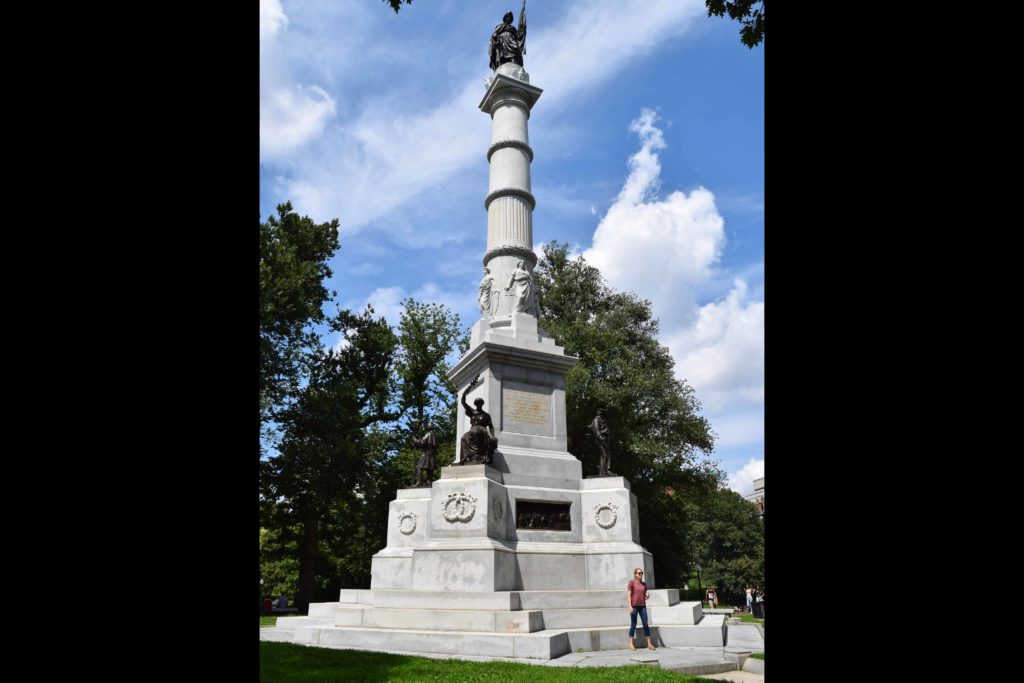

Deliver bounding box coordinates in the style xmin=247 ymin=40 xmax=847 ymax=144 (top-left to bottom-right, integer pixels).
xmin=261 ymin=589 xmax=726 ymax=659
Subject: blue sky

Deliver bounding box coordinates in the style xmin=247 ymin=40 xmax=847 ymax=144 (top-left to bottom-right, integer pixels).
xmin=260 ymin=0 xmax=764 ymax=495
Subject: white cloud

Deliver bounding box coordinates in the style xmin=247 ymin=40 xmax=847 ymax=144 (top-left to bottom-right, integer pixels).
xmin=727 ymin=458 xmax=764 ymax=496
xmin=260 ymin=0 xmax=288 ymax=41
xmin=260 ymin=0 xmax=336 ymax=160
xmin=260 ymin=85 xmax=337 ymax=158
xmin=343 ymin=282 xmax=472 ymax=331
xmin=529 ymin=1 xmax=706 ymax=108
xmin=579 ymin=108 xmax=763 ymax=472
xmin=261 ymin=0 xmax=708 ymax=233
xmin=346 ymin=286 xmax=406 ymax=328
xmin=582 ymin=109 xmax=726 ymax=328
xmin=706 ymin=410 xmax=764 ymax=449
xmin=667 ymin=278 xmax=764 ymax=414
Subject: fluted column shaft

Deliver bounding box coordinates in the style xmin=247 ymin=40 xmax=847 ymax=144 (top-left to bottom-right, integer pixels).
xmin=479 ymin=68 xmax=543 ymax=318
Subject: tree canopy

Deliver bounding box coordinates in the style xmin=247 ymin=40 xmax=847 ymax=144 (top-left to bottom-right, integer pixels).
xmin=382 ymin=0 xmax=413 ymax=13
xmin=706 ymin=0 xmax=764 ymax=48
xmin=259 ymin=211 xmax=467 ymax=608
xmin=259 ymin=308 xmax=398 ymax=610
xmin=259 ymin=202 xmax=340 ymax=432
xmin=685 ymin=486 xmax=764 ymax=603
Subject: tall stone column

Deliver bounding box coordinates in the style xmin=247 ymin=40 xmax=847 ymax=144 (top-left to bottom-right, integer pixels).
xmin=452 ymin=62 xmax=578 ymax=471
xmin=478 ymin=63 xmax=543 ymax=320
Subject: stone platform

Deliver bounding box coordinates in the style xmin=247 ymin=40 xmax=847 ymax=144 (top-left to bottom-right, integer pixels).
xmin=260 ymin=588 xmax=725 ymax=660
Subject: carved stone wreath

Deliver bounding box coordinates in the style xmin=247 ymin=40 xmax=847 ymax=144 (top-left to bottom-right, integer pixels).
xmin=397 ymin=511 xmax=419 ymax=535
xmin=491 ymin=496 xmax=505 ymax=523
xmin=593 ymin=502 xmax=619 ymax=529
xmin=442 ymin=492 xmax=478 ymax=523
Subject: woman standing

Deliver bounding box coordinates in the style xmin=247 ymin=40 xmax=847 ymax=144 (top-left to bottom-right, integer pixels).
xmin=627 ymin=568 xmax=656 ymax=651
xmin=706 ymin=585 xmax=718 ymax=609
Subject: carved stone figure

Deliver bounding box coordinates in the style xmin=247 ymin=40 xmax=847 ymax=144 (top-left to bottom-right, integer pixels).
xmin=411 ymin=423 xmax=438 ymax=487
xmin=489 ymin=3 xmax=527 ymax=71
xmin=478 ymin=267 xmax=496 ymax=317
xmin=591 ymin=409 xmax=615 ymax=476
xmin=457 ymin=374 xmax=497 ymax=465
xmin=505 ymin=259 xmax=538 ymax=316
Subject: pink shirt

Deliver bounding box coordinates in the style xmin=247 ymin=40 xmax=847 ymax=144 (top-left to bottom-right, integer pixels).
xmin=627 ymin=579 xmax=648 ymax=607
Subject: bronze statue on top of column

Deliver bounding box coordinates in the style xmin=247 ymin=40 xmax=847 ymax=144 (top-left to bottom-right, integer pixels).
xmin=489 ymin=1 xmax=527 ymax=71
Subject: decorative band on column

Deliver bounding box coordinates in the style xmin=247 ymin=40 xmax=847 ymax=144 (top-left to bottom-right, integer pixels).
xmin=482 ymin=245 xmax=537 ymax=267
xmin=487 ymin=139 xmax=534 ymax=163
xmin=484 ymin=187 xmax=536 ymax=211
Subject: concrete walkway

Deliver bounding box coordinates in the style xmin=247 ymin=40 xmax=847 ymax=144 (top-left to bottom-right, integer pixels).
xmin=725 ymin=623 xmax=764 ymax=651
xmin=700 ymin=670 xmax=764 ymax=682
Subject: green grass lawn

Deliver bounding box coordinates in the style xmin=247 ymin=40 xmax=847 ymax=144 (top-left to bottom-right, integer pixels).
xmin=260 ymin=641 xmax=725 ymax=682
xmin=736 ymin=614 xmax=764 ymax=627
xmin=749 ymin=653 xmax=764 ymax=660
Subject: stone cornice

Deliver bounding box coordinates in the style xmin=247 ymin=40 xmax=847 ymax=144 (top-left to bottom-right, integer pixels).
xmin=479 ymin=74 xmax=543 ymax=114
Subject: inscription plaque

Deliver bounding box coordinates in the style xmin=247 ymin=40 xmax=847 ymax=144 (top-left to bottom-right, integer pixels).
xmin=502 ymin=384 xmax=553 ymax=436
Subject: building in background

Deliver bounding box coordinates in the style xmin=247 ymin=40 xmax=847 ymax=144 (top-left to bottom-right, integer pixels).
xmin=744 ymin=476 xmax=764 ymax=519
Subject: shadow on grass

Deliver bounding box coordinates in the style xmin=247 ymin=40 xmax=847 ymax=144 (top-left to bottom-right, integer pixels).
xmin=260 ymin=641 xmax=722 ymax=682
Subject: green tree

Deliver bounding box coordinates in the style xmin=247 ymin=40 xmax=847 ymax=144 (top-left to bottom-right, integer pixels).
xmin=260 ymin=526 xmax=299 ymax=602
xmin=317 ymin=299 xmax=468 ymax=595
xmin=259 ymin=202 xmax=340 ymax=435
xmin=261 ymin=299 xmax=469 ymax=601
xmin=685 ymin=487 xmax=765 ymax=604
xmin=707 ymin=0 xmax=764 ymax=48
xmin=535 ymin=241 xmax=722 ymax=586
xmin=386 ymin=298 xmax=468 ymax=487
xmin=259 ymin=308 xmax=398 ymax=611
xmin=382 ymin=0 xmax=413 ymax=13
xmin=394 ymin=299 xmax=466 ymax=436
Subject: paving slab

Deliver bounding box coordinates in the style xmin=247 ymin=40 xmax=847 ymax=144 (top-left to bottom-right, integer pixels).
xmin=725 ymin=623 xmax=764 ymax=652
xmin=699 ymin=671 xmax=764 ymax=682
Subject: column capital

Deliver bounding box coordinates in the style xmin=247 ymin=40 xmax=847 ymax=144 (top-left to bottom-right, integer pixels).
xmin=479 ymin=74 xmax=543 ymax=115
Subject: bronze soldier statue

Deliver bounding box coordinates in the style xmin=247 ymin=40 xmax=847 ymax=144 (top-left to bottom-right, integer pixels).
xmin=412 ymin=423 xmax=438 ymax=487
xmin=591 ymin=408 xmax=615 ymax=476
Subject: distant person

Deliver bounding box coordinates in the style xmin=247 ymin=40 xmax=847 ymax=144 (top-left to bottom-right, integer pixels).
xmin=745 ymin=585 xmax=754 ymax=613
xmin=706 ymin=586 xmax=718 ymax=608
xmin=753 ymin=587 xmax=764 ymax=618
xmin=627 ymin=568 xmax=656 ymax=651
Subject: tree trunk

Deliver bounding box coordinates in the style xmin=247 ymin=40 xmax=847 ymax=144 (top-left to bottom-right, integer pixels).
xmin=296 ymin=512 xmax=318 ymax=612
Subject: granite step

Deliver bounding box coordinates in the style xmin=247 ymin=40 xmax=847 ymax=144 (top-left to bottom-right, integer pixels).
xmin=344 ymin=588 xmax=682 ymax=611
xmin=355 ymin=607 xmax=544 ymax=633
xmin=261 ymin=625 xmax=571 ymax=659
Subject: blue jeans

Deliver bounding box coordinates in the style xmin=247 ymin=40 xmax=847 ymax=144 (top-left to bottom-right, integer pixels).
xmin=629 ymin=606 xmax=650 ymax=637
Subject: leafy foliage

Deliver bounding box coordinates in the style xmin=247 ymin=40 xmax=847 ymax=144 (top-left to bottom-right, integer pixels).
xmin=706 ymin=0 xmax=765 ymax=48
xmin=685 ymin=487 xmax=765 ymax=603
xmin=535 ymin=241 xmax=722 ymax=586
xmin=259 ymin=268 xmax=468 ymax=606
xmin=259 ymin=202 xmax=339 ymax=432
xmin=259 ymin=308 xmax=398 ymax=609
xmin=394 ymin=299 xmax=467 ymax=438
xmin=382 ymin=0 xmax=414 ymax=13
